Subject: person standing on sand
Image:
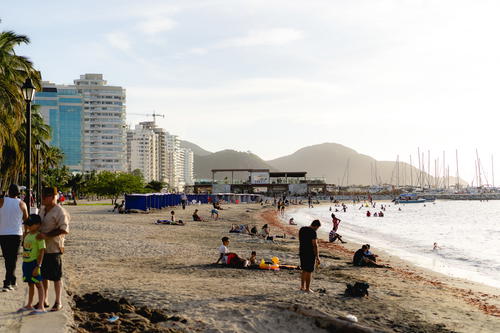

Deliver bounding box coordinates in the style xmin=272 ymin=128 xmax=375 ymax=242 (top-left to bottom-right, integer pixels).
xmin=299 ymin=220 xmax=321 ymax=292
xmin=0 ymin=184 xmax=29 ymax=292
xmin=37 ymin=187 xmax=70 ymax=312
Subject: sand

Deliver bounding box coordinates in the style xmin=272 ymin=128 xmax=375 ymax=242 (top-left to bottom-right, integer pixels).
xmin=62 ymin=201 xmax=500 ymax=333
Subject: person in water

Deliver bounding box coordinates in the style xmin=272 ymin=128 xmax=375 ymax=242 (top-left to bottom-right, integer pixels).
xmin=289 ymin=218 xmax=297 ymax=225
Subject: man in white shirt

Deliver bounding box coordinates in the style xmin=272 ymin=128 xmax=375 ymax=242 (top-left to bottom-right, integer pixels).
xmin=0 ymin=184 xmax=29 ymax=291
xmin=215 ymin=237 xmax=230 ymax=264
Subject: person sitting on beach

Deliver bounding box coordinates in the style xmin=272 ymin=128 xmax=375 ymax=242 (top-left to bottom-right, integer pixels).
xmin=289 ymin=218 xmax=297 ymax=225
xmin=378 ymin=211 xmax=384 ymax=217
xmin=250 ymin=225 xmax=258 ymax=236
xmin=192 ymin=209 xmax=203 ymax=221
xmin=366 ymin=211 xmax=371 ymax=217
xmin=364 ymin=244 xmax=378 ymax=261
xmin=261 ymin=224 xmax=270 ymax=238
xmin=249 ymin=251 xmax=257 ymax=265
xmin=353 ymin=245 xmax=382 ymax=267
xmin=216 ymin=237 xmax=230 ymax=264
xmin=374 ymin=212 xmax=378 ymax=217
xmin=211 ymin=208 xmax=219 ymax=220
xmin=170 ymin=210 xmax=176 ymax=222
xmin=329 ymin=228 xmax=346 ymax=243
xmin=215 ymin=237 xmax=249 ymax=268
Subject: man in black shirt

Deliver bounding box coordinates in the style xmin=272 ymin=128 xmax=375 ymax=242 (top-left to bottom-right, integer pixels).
xmin=299 ymin=219 xmax=321 ymax=292
xmin=353 ymin=244 xmax=381 ymax=267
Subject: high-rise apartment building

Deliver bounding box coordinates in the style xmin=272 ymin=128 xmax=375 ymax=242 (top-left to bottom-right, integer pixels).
xmin=74 ymin=74 xmax=127 ymax=172
xmin=181 ymin=148 xmax=194 ymax=186
xmin=126 ymin=121 xmax=193 ymax=190
xmin=127 ymin=122 xmax=158 ymax=183
xmin=34 ymin=82 xmax=83 ymax=171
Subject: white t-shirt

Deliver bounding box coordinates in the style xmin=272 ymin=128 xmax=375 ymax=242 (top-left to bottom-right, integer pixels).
xmin=218 ymin=245 xmax=228 ymax=264
xmin=0 ymin=197 xmax=23 ymax=236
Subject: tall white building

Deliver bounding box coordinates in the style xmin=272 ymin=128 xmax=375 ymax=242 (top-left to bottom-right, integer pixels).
xmin=75 ymin=74 xmax=127 ymax=172
xmin=127 ymin=122 xmax=158 ymax=182
xmin=126 ymin=121 xmax=193 ymax=190
xmin=181 ymin=148 xmax=194 ymax=186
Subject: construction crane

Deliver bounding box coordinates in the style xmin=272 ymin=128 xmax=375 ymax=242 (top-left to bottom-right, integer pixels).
xmin=127 ymin=112 xmax=165 ymax=123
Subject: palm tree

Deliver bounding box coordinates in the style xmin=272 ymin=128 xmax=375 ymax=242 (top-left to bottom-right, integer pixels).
xmin=0 ymin=29 xmax=41 ymax=189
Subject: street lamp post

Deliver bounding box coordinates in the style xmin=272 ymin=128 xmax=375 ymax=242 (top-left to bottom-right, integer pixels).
xmin=22 ymin=78 xmax=36 ymax=210
xmin=35 ymin=140 xmax=41 ymax=208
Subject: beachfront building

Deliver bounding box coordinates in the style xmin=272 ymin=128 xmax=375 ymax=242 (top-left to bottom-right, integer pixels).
xmin=181 ymin=148 xmax=194 ymax=186
xmin=126 ymin=122 xmax=158 ymax=183
xmin=74 ymin=74 xmax=127 ymax=172
xmin=126 ymin=121 xmax=194 ymax=190
xmin=33 ymin=82 xmax=83 ymax=171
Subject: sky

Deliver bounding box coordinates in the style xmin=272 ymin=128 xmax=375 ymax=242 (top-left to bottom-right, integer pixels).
xmin=1 ymin=0 xmax=499 ymax=185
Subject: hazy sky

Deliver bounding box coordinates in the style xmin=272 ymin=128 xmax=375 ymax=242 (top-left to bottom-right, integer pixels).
xmin=1 ymin=0 xmax=498 ymax=184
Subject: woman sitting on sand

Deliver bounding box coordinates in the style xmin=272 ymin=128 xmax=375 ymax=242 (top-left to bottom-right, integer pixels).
xmin=261 ymin=224 xmax=270 ymax=238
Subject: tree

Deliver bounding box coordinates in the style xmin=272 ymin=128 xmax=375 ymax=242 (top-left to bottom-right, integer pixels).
xmin=42 ymin=165 xmax=71 ymax=189
xmin=66 ymin=173 xmax=84 ymax=205
xmin=88 ymin=171 xmax=145 ymax=204
xmin=145 ymin=180 xmax=166 ymax=192
xmin=0 ymin=29 xmax=42 ymax=189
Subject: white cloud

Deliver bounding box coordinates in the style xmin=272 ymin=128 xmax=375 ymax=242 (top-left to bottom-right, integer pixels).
xmin=188 ymin=47 xmax=208 ymax=55
xmin=218 ymin=28 xmax=304 ymax=47
xmin=105 ymin=32 xmax=131 ymax=51
xmin=136 ymin=17 xmax=175 ymax=35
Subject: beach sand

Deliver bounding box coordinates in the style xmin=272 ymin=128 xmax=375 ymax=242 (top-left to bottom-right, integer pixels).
xmin=63 ymin=202 xmax=500 ymax=332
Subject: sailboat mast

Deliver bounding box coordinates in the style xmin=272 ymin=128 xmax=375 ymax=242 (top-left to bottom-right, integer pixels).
xmin=492 ymin=155 xmax=495 ymax=188
xmin=428 ymin=150 xmax=431 ymax=188
xmin=443 ymin=151 xmax=446 ymax=189
xmin=476 ymin=149 xmax=482 ymax=187
xmin=410 ymin=155 xmax=413 ymax=187
xmin=456 ymin=150 xmax=460 ymax=189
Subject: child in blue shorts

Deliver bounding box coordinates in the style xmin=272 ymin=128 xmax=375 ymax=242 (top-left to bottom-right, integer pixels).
xmin=18 ymin=214 xmax=46 ymax=314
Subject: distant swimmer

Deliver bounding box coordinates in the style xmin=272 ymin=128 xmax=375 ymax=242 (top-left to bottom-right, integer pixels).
xmin=289 ymin=218 xmax=297 ymax=225
xmin=433 ymin=242 xmax=441 ymax=251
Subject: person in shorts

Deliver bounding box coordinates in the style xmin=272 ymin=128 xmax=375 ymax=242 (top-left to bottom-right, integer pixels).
xmin=37 ymin=187 xmax=70 ymax=312
xmin=18 ymin=214 xmax=46 ymax=314
xmin=299 ymin=220 xmax=321 ymax=292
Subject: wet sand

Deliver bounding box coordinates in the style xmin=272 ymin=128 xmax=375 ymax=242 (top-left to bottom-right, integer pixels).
xmin=63 ymin=202 xmax=500 ymax=332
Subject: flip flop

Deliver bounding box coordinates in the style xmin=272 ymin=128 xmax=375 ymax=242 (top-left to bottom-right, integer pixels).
xmin=33 ymin=302 xmax=49 ymax=308
xmin=28 ymin=309 xmax=47 ymax=315
xmin=17 ymin=306 xmax=34 ymax=313
xmin=51 ymin=303 xmax=62 ymax=312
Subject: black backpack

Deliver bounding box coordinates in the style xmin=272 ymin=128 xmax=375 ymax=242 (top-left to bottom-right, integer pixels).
xmin=345 ymin=282 xmax=369 ymax=297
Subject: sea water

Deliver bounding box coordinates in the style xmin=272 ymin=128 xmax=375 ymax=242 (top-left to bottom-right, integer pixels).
xmin=283 ymin=200 xmax=500 ymax=288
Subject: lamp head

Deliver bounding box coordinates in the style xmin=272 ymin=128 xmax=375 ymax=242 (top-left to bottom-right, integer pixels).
xmin=22 ymin=78 xmax=36 ymax=102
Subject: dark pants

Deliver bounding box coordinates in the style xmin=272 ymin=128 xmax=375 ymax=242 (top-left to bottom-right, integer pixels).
xmin=0 ymin=235 xmax=22 ymax=287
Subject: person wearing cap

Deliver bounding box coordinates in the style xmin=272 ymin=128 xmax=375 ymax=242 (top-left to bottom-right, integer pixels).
xmin=37 ymin=187 xmax=70 ymax=311
xmin=0 ymin=184 xmax=29 ymax=292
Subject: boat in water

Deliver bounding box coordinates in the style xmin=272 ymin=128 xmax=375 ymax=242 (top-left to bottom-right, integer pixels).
xmin=395 ymin=193 xmax=434 ymax=204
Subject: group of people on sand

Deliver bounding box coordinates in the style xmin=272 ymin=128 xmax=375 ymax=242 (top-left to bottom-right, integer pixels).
xmin=0 ymin=185 xmax=70 ymax=314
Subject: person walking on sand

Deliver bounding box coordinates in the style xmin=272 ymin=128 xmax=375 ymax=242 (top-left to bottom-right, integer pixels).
xmin=299 ymin=220 xmax=321 ymax=292
xmin=0 ymin=184 xmax=29 ymax=292
xmin=37 ymin=187 xmax=70 ymax=312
